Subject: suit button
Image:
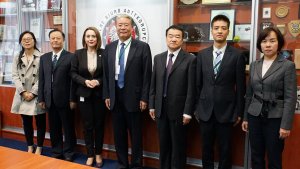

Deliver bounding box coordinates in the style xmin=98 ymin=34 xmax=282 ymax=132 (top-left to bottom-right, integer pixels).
xmin=21 ymin=74 xmax=24 ymax=77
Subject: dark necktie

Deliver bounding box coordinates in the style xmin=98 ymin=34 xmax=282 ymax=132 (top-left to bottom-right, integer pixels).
xmin=118 ymin=43 xmax=125 ymax=88
xmin=163 ymin=53 xmax=174 ymax=97
xmin=52 ymin=54 xmax=58 ymax=68
xmin=213 ymin=51 xmax=222 ymax=77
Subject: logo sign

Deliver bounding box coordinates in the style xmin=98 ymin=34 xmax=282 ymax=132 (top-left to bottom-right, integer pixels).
xmin=99 ymin=7 xmax=149 ymax=46
xmin=288 ymin=20 xmax=300 ymax=38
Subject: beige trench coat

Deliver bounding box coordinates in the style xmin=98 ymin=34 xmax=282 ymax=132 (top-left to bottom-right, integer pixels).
xmin=11 ymin=50 xmax=45 ymax=115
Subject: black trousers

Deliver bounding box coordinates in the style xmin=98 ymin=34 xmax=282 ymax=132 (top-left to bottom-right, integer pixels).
xmin=21 ymin=114 xmax=46 ymax=147
xmin=112 ymin=86 xmax=143 ymax=169
xmin=248 ymin=114 xmax=284 ymax=169
xmin=157 ymin=98 xmax=187 ymax=169
xmin=200 ymin=115 xmax=233 ymax=169
xmin=78 ymin=95 xmax=106 ymax=157
xmin=48 ymin=104 xmax=76 ymax=159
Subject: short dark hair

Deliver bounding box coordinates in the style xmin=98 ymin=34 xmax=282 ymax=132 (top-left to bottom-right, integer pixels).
xmin=256 ymin=26 xmax=285 ymax=53
xmin=49 ymin=28 xmax=65 ymax=40
xmin=82 ymin=27 xmax=102 ymax=50
xmin=165 ymin=25 xmax=184 ymax=38
xmin=211 ymin=14 xmax=230 ymax=28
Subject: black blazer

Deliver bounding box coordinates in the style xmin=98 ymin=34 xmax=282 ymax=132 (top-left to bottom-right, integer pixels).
xmin=38 ymin=50 xmax=76 ymax=108
xmin=244 ymin=55 xmax=297 ymax=130
xmin=71 ymin=48 xmax=103 ymax=98
xmin=195 ymin=45 xmax=246 ymax=123
xmin=102 ymin=39 xmax=152 ymax=112
xmin=149 ymin=49 xmax=196 ymax=120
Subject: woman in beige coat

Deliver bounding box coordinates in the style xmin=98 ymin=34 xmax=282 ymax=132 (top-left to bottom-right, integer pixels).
xmin=11 ymin=31 xmax=46 ymax=155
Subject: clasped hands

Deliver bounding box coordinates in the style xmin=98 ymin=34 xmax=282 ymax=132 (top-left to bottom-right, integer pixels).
xmin=21 ymin=91 xmax=35 ymax=101
xmin=85 ymin=80 xmax=99 ymax=88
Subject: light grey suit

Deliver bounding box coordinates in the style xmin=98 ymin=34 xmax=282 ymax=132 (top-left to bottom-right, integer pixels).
xmin=244 ymin=55 xmax=297 ymax=129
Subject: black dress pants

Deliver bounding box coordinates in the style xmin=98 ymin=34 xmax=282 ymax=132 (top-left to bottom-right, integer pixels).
xmin=21 ymin=113 xmax=46 ymax=147
xmin=156 ymin=98 xmax=187 ymax=169
xmin=112 ymin=86 xmax=143 ymax=169
xmin=248 ymin=114 xmax=284 ymax=169
xmin=78 ymin=95 xmax=106 ymax=157
xmin=48 ymin=104 xmax=76 ymax=159
xmin=200 ymin=115 xmax=233 ymax=169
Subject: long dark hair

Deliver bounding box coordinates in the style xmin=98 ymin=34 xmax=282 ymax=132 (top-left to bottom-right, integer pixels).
xmin=17 ymin=31 xmax=39 ymax=69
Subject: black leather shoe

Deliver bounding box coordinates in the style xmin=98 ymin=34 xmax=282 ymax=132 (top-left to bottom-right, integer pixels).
xmin=65 ymin=156 xmax=73 ymax=162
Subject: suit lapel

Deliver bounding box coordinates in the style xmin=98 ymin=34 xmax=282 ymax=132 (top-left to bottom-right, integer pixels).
xmin=205 ymin=47 xmax=215 ymax=82
xmin=82 ymin=49 xmax=89 ymax=75
xmin=54 ymin=50 xmax=67 ymax=71
xmin=262 ymin=56 xmax=284 ymax=80
xmin=216 ymin=46 xmax=231 ymax=79
xmin=94 ymin=49 xmax=102 ymax=77
xmin=255 ymin=58 xmax=263 ymax=80
xmin=125 ymin=40 xmax=136 ymax=73
xmin=159 ymin=52 xmax=168 ymax=72
xmin=108 ymin=41 xmax=117 ymax=74
xmin=169 ymin=49 xmax=185 ymax=76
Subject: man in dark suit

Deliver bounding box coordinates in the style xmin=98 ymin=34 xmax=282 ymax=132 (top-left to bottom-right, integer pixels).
xmin=149 ymin=25 xmax=196 ymax=169
xmin=102 ymin=14 xmax=152 ymax=169
xmin=194 ymin=15 xmax=246 ymax=169
xmin=38 ymin=29 xmax=77 ymax=161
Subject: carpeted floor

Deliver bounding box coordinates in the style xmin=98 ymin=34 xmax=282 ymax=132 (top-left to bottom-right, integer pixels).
xmin=0 ymin=138 xmax=155 ymax=169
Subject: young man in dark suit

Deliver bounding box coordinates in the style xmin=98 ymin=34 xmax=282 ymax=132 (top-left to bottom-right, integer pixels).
xmin=38 ymin=29 xmax=77 ymax=161
xmin=149 ymin=25 xmax=196 ymax=169
xmin=102 ymin=14 xmax=152 ymax=169
xmin=194 ymin=15 xmax=246 ymax=169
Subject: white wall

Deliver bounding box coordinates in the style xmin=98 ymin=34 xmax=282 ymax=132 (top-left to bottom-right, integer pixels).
xmin=75 ymin=0 xmax=170 ymax=56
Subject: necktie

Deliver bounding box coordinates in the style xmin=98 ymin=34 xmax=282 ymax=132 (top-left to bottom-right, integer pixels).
xmin=52 ymin=54 xmax=58 ymax=68
xmin=213 ymin=51 xmax=222 ymax=77
xmin=163 ymin=53 xmax=174 ymax=97
xmin=118 ymin=43 xmax=125 ymax=88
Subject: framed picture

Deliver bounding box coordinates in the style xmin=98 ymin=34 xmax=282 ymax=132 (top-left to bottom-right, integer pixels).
xmin=234 ymin=24 xmax=251 ymax=41
xmin=179 ymin=23 xmax=210 ymax=42
xmin=202 ymin=0 xmax=230 ymax=4
xmin=262 ymin=7 xmax=271 ymax=19
xmin=30 ymin=16 xmax=43 ymax=41
xmin=49 ymin=0 xmax=61 ymax=10
xmin=44 ymin=28 xmax=54 ymax=41
xmin=209 ymin=9 xmax=235 ymax=41
xmin=260 ymin=22 xmax=274 ymax=32
xmin=296 ymin=86 xmax=300 ymax=114
xmin=22 ymin=0 xmax=36 ymax=11
xmin=36 ymin=0 xmax=48 ymax=10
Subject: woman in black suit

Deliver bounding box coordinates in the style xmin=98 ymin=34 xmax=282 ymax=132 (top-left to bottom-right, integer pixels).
xmin=242 ymin=27 xmax=297 ymax=169
xmin=71 ymin=27 xmax=105 ymax=167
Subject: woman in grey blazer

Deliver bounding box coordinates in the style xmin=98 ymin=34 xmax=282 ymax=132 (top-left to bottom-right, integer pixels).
xmin=11 ymin=31 xmax=46 ymax=154
xmin=242 ymin=27 xmax=297 ymax=169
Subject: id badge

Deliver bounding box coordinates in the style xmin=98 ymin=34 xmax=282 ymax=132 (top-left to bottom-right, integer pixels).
xmin=80 ymin=96 xmax=85 ymax=102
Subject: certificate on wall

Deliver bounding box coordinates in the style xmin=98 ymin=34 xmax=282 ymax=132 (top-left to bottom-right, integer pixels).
xmin=202 ymin=0 xmax=230 ymax=4
xmin=209 ymin=9 xmax=235 ymax=41
xmin=30 ymin=17 xmax=42 ymax=41
xmin=234 ymin=24 xmax=251 ymax=41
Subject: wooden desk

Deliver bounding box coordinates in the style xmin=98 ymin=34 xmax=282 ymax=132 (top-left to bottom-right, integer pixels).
xmin=0 ymin=146 xmax=93 ymax=169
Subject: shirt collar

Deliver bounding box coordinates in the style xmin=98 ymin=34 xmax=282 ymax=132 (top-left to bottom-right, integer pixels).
xmin=213 ymin=44 xmax=227 ymax=54
xmin=52 ymin=48 xmax=64 ymax=58
xmin=168 ymin=48 xmax=181 ymax=58
xmin=118 ymin=37 xmax=132 ymax=46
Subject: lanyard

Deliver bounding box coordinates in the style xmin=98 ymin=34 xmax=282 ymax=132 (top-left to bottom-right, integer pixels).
xmin=117 ymin=39 xmax=132 ymax=61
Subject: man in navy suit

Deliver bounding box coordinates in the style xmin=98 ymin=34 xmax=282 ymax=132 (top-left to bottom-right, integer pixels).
xmin=149 ymin=25 xmax=196 ymax=169
xmin=38 ymin=29 xmax=76 ymax=161
xmin=102 ymin=14 xmax=152 ymax=169
xmin=194 ymin=15 xmax=246 ymax=169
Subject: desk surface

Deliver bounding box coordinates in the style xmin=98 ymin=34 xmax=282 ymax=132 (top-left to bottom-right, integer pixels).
xmin=0 ymin=146 xmax=94 ymax=169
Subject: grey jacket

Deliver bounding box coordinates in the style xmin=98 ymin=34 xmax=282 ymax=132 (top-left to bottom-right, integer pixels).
xmin=244 ymin=55 xmax=297 ymax=130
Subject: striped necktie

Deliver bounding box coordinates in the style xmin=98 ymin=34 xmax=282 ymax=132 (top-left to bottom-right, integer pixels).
xmin=213 ymin=51 xmax=222 ymax=77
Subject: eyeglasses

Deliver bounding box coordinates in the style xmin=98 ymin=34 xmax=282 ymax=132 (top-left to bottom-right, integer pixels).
xmin=22 ymin=37 xmax=33 ymax=42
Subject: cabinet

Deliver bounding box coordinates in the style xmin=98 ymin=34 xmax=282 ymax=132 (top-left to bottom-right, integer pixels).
xmin=0 ymin=0 xmax=66 ymax=85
